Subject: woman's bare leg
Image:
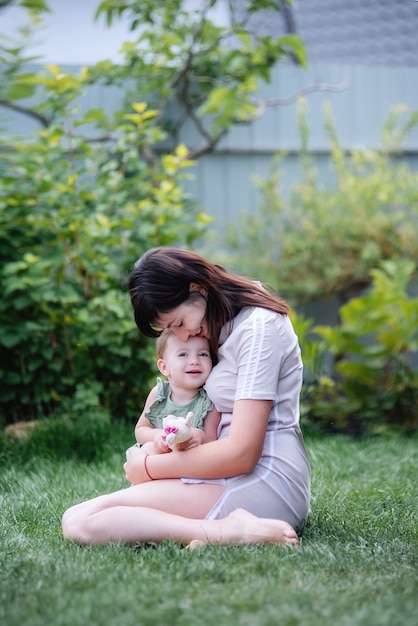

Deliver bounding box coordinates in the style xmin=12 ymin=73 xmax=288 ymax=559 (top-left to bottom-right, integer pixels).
xmin=62 ymin=480 xmax=299 ymax=547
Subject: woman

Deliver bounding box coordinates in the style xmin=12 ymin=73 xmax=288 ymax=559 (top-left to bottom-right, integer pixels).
xmin=62 ymin=247 xmax=310 ymax=548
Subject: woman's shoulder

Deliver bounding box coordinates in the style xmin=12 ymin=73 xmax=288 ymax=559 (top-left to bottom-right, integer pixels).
xmin=238 ymin=306 xmax=288 ymax=327
xmin=233 ymin=307 xmax=296 ymax=345
xmin=220 ymin=307 xmax=292 ymax=346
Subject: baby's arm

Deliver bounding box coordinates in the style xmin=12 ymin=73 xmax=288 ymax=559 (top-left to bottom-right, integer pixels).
xmin=200 ymin=407 xmax=221 ymax=443
xmin=135 ymin=386 xmax=169 ymax=453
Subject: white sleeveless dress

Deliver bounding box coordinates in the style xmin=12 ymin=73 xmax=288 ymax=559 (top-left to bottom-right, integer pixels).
xmin=198 ymin=306 xmax=311 ymax=531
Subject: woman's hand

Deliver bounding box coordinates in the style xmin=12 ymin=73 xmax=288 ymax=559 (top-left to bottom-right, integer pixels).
xmin=123 ymin=445 xmax=152 ymax=485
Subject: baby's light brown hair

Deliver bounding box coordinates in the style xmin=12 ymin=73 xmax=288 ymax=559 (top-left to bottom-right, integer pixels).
xmin=155 ymin=328 xmax=216 ymax=365
xmin=155 ymin=328 xmax=177 ymax=360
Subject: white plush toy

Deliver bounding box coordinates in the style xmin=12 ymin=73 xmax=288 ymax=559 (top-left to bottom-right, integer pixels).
xmin=162 ymin=411 xmax=194 ymax=450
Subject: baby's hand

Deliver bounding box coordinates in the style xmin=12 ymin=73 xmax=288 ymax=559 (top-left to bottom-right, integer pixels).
xmin=154 ymin=431 xmax=171 ymax=454
xmin=174 ymin=427 xmax=205 ymax=451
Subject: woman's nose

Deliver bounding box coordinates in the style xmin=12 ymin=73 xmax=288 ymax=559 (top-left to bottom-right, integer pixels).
xmin=175 ymin=328 xmax=190 ymax=342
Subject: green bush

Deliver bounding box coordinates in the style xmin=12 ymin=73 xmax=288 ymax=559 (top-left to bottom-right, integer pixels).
xmin=216 ymin=99 xmax=418 ymax=433
xmin=0 ymin=66 xmax=209 ymax=425
xmin=294 ymin=260 xmax=418 ymax=434
xmin=0 ymin=0 xmax=307 ymax=427
xmin=220 ymin=100 xmax=418 ymax=306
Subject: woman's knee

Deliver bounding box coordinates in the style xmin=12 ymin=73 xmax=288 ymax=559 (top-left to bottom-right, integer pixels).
xmin=62 ymin=507 xmax=88 ymax=544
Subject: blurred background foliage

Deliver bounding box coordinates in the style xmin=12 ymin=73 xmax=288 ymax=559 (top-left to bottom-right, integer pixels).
xmin=216 ymin=99 xmax=418 ymax=434
xmin=0 ymin=0 xmax=417 ymax=438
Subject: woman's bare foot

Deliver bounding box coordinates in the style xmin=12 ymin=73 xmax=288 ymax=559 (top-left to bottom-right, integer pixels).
xmin=225 ymin=508 xmax=299 ymax=546
xmin=185 ymin=508 xmax=299 ymax=550
xmin=186 ymin=539 xmax=206 ymax=551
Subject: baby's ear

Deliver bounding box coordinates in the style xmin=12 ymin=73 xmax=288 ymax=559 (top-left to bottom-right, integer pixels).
xmin=157 ymin=358 xmax=168 ymax=376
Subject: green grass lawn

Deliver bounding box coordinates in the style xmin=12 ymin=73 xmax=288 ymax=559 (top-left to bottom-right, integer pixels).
xmin=0 ymin=423 xmax=417 ymax=626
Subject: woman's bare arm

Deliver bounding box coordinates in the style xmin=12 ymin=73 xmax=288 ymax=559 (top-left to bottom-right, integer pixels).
xmin=124 ymin=399 xmax=271 ymax=484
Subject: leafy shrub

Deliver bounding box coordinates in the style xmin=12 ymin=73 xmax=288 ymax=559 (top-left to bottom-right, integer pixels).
xmin=216 ymin=99 xmax=418 ymax=433
xmin=0 ymin=66 xmax=209 ymax=425
xmin=294 ymin=260 xmax=418 ymax=434
xmin=0 ymin=0 xmax=307 ymax=428
xmin=220 ymin=100 xmax=418 ymax=306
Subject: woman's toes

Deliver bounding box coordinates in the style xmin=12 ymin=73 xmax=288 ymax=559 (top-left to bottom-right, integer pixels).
xmin=185 ymin=539 xmax=207 ymax=551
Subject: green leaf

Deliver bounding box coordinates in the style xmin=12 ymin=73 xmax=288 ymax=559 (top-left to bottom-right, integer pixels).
xmin=18 ymin=0 xmax=51 ymax=12
xmin=6 ymin=78 xmax=38 ymax=100
xmin=277 ymin=34 xmax=308 ymax=68
xmin=74 ymin=108 xmax=108 ymax=126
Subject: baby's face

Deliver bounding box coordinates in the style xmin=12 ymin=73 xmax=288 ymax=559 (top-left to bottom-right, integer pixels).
xmin=158 ymin=335 xmax=212 ymax=389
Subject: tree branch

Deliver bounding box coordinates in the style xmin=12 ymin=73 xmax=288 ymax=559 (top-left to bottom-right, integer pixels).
xmin=0 ymin=99 xmax=50 ymax=127
xmin=250 ymin=75 xmax=352 ymax=118
xmin=186 ymin=128 xmax=228 ymax=160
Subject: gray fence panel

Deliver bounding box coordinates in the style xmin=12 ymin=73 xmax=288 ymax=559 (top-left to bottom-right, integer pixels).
xmin=2 ymin=63 xmax=418 ymax=228
xmin=185 ymin=65 xmax=418 ymax=226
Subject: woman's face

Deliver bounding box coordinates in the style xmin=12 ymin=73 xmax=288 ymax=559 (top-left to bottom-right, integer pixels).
xmin=154 ymin=294 xmax=208 ymax=342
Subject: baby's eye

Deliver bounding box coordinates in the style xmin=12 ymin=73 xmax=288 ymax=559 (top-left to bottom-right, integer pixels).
xmin=199 ymin=351 xmax=210 ymax=357
xmin=178 ymin=351 xmax=187 ymax=357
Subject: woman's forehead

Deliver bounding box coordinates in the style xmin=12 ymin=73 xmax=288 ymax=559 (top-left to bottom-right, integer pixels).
xmin=153 ymin=297 xmax=205 ymax=329
xmin=154 ymin=309 xmax=177 ymax=328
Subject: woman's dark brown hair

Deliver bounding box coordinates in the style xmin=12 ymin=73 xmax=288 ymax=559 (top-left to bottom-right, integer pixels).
xmin=128 ymin=247 xmax=289 ymax=353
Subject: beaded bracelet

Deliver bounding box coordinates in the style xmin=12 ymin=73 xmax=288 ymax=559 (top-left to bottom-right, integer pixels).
xmin=144 ymin=454 xmax=154 ymax=481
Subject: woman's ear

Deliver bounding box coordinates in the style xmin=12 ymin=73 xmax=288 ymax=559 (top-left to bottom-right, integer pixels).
xmin=189 ymin=283 xmax=208 ymax=297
